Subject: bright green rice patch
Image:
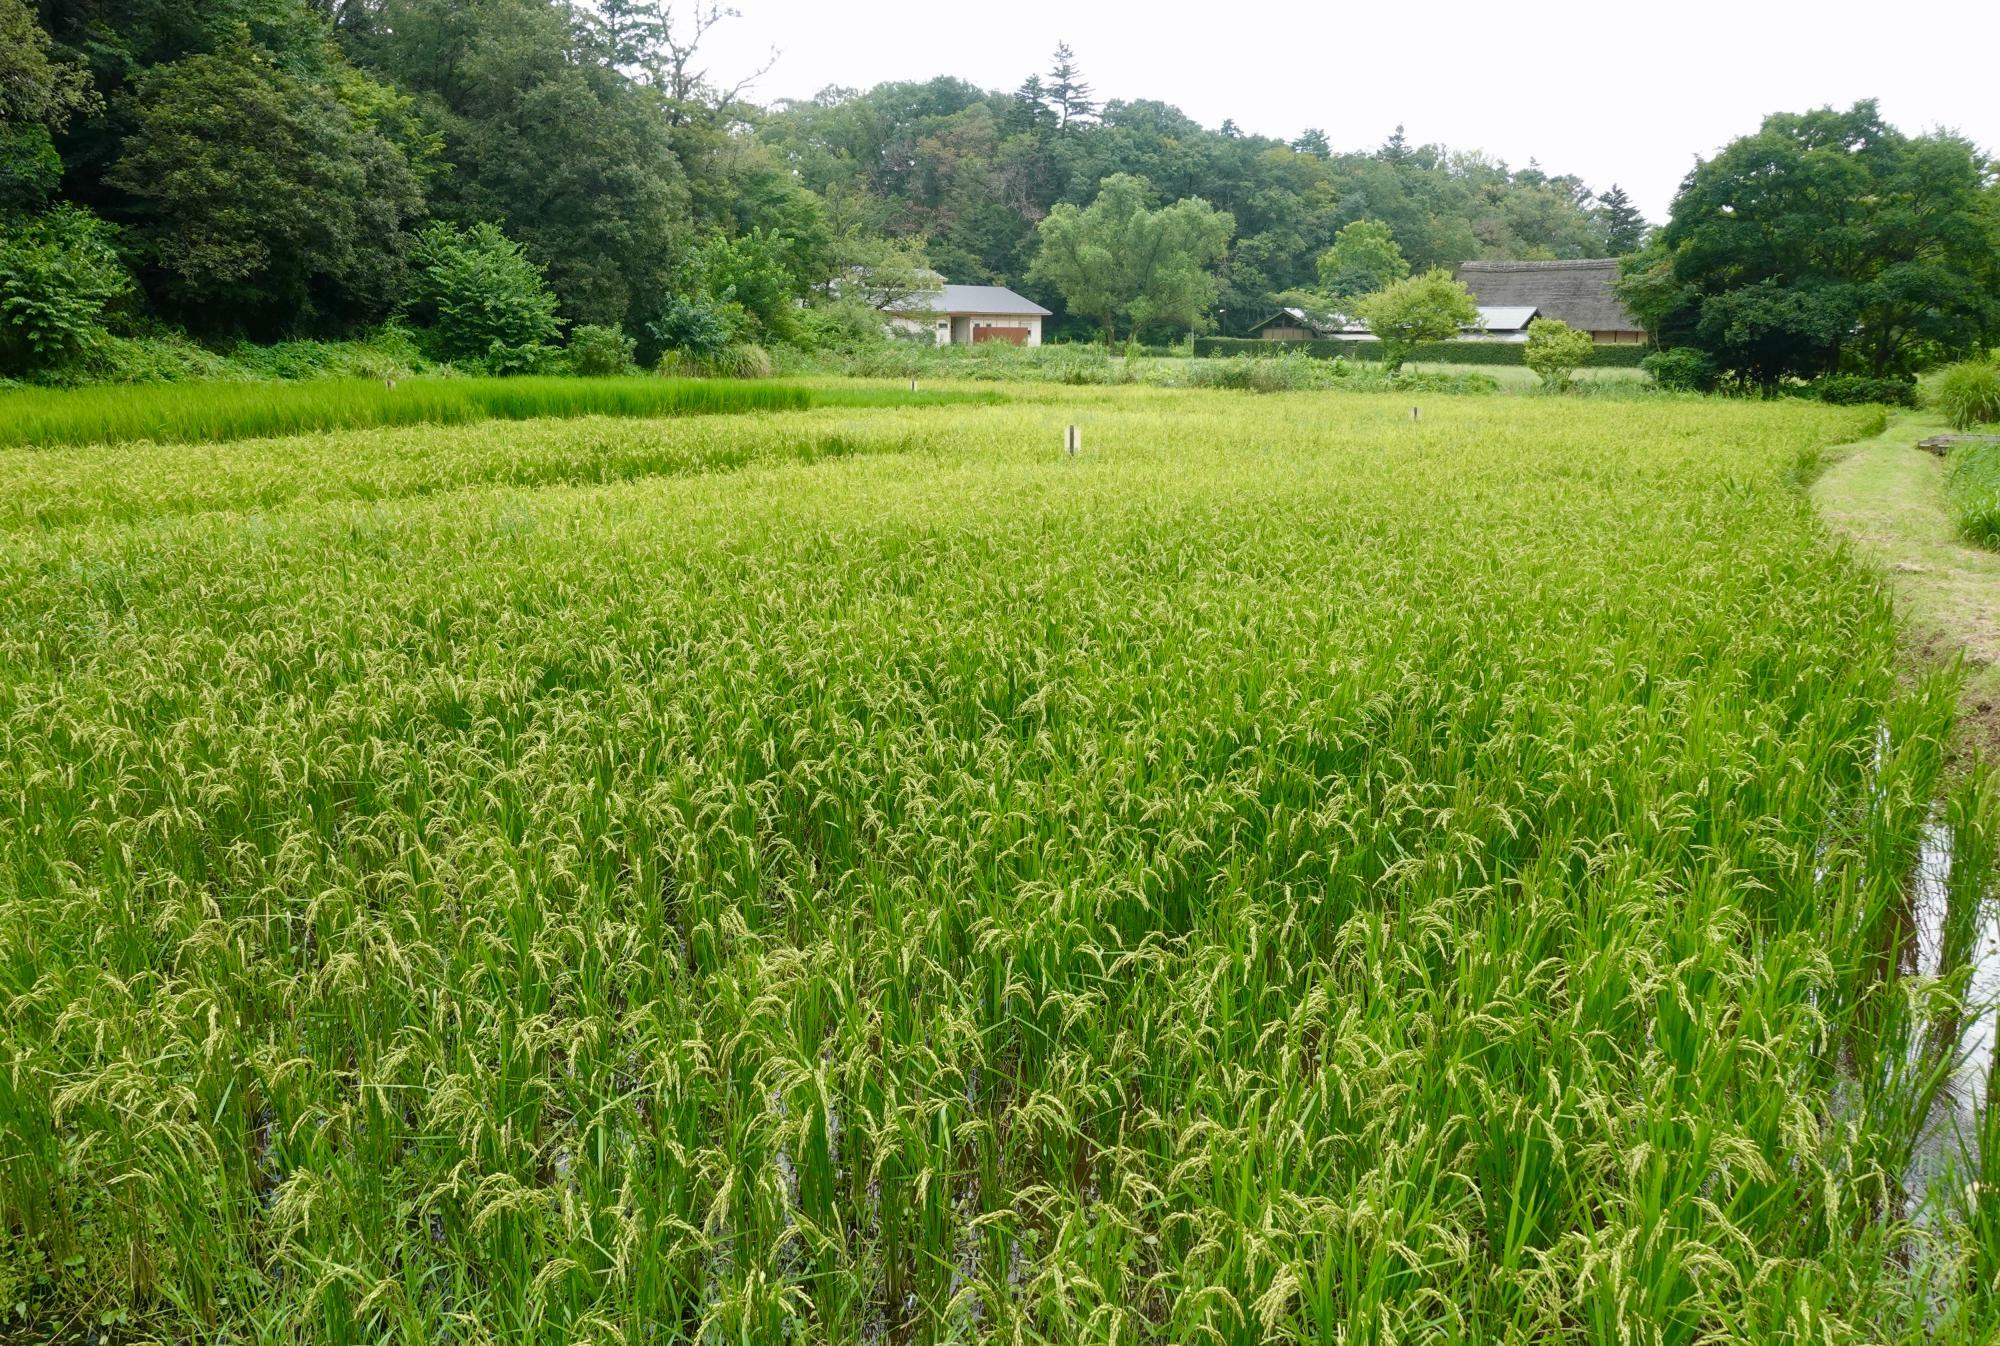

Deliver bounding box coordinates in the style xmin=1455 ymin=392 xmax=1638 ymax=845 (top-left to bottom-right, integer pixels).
xmin=0 ymin=376 xmax=997 ymax=451
xmin=2 ymin=390 xmax=1996 ymax=1342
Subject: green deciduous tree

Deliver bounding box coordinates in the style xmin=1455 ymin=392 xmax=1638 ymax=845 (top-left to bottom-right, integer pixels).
xmin=1355 ymin=269 xmax=1479 ymax=373
xmin=1028 ymin=173 xmax=1233 ymax=346
xmin=1692 ymin=280 xmax=1853 ymax=388
xmin=826 ymin=234 xmax=941 ymax=313
xmin=1640 ymin=346 xmax=1719 ymax=393
xmin=108 ymin=33 xmax=423 ymax=335
xmin=1641 ymin=101 xmax=2000 ymax=386
xmin=0 ymin=202 xmax=130 ymax=374
xmin=0 ymin=0 xmax=98 ymax=210
xmin=698 ymin=228 xmax=802 ymax=345
xmin=406 ymin=221 xmax=564 ymax=374
xmin=342 ymin=0 xmax=691 ymax=331
xmin=1316 ymin=220 xmax=1409 ymax=302
xmin=1523 ymin=316 xmax=1595 ymax=389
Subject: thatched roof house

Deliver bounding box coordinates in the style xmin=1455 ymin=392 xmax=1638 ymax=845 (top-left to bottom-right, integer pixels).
xmin=1454 ymin=260 xmax=1646 ymax=344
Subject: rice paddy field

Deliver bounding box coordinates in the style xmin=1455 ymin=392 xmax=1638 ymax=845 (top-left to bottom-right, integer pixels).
xmin=3 ymin=386 xmax=1999 ymax=1343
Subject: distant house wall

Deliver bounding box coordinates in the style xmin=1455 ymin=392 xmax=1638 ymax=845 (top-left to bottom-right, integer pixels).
xmin=889 ymin=312 xmax=1044 ymax=347
xmin=889 ymin=315 xmax=942 ymax=343
xmin=1259 ymin=324 xmax=1316 ymax=342
xmin=966 ymin=315 xmax=1041 ymax=346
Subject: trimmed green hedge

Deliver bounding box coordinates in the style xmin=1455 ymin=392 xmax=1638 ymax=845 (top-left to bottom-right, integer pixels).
xmin=1193 ymin=336 xmax=1652 ymax=368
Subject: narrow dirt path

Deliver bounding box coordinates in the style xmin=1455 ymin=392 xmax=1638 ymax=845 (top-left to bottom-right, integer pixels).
xmin=1814 ymin=410 xmax=2000 ymax=748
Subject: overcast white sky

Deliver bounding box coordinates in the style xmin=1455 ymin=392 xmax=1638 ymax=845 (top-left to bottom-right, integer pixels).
xmin=702 ymin=0 xmax=2000 ymax=222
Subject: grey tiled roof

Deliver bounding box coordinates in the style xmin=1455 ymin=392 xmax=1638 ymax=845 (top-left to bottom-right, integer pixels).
xmin=897 ymin=284 xmax=1053 ymax=317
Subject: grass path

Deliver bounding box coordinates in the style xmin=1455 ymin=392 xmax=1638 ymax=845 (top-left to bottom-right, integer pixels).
xmin=1814 ymin=411 xmax=2000 ymax=732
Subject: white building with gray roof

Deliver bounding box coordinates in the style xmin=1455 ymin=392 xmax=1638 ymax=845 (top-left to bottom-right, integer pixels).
xmin=889 ymin=284 xmax=1053 ymax=347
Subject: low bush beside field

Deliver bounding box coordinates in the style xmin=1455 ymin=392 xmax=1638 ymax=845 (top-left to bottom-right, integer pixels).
xmin=1192 ymin=334 xmax=1653 ymax=367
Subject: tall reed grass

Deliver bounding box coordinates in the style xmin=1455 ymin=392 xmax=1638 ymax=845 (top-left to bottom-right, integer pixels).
xmin=1946 ymin=440 xmax=2000 ymax=549
xmin=0 ymin=392 xmax=1994 ymax=1342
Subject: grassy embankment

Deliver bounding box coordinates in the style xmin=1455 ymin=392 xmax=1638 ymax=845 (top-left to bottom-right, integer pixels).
xmin=1814 ymin=412 xmax=2000 ymax=715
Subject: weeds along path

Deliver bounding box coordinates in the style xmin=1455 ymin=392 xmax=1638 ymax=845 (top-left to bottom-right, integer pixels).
xmin=2 ymin=391 xmax=1996 ymax=1342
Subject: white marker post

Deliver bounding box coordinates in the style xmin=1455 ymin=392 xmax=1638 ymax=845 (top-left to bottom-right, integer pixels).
xmin=1065 ymin=425 xmax=1080 ymax=459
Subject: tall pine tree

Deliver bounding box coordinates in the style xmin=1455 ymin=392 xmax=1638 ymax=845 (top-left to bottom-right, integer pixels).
xmin=1597 ymin=184 xmax=1647 ymax=255
xmin=1045 ymin=43 xmax=1095 ymax=131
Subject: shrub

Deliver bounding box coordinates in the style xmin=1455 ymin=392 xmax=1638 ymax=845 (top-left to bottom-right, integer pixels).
xmin=222 ymin=326 xmax=431 ymax=382
xmin=0 ymin=204 xmax=130 ymax=376
xmin=648 ymin=291 xmax=740 ymax=364
xmin=1791 ymin=373 xmax=1917 ymax=408
xmin=1190 ymin=337 xmax=1652 ymax=368
xmin=1396 ymin=370 xmax=1502 ymax=395
xmin=407 ymin=222 xmax=563 ymax=375
xmin=1523 ymin=318 xmax=1596 ymax=390
xmin=84 ymin=332 xmax=235 ymax=384
xmin=782 ymin=341 xmax=1128 ymax=386
xmin=1935 ymin=359 xmax=2000 ymax=431
xmin=796 ymin=297 xmax=892 ymax=353
xmin=1017 ymin=344 xmax=1122 ymax=385
xmin=1641 ymin=347 xmax=1720 ymax=393
xmin=656 ymin=342 xmax=774 ymax=380
xmin=42 ymin=328 xmax=434 ymax=387
xmin=717 ymin=343 xmax=774 ymax=380
xmin=1143 ymin=354 xmax=1497 ymax=396
xmin=568 ymin=324 xmax=637 ymax=378
xmin=1181 ymin=353 xmax=1328 ymax=392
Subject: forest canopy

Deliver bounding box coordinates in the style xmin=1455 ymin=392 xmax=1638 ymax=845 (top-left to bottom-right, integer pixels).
xmin=5 ymin=0 xmax=1994 ymax=381
xmin=0 ymin=0 xmax=1655 ymax=376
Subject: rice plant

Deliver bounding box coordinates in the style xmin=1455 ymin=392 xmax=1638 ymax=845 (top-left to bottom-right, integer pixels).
xmin=0 ymin=376 xmax=989 ymax=451
xmin=1 ymin=390 xmax=1996 ymax=1343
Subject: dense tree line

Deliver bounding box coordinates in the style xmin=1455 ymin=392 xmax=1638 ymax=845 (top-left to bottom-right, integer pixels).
xmin=1620 ymin=101 xmax=2000 ymax=389
xmin=755 ymin=77 xmax=1637 ymax=335
xmin=0 ymin=0 xmax=1655 ymax=376
xmin=5 ymin=0 xmax=1994 ymax=382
